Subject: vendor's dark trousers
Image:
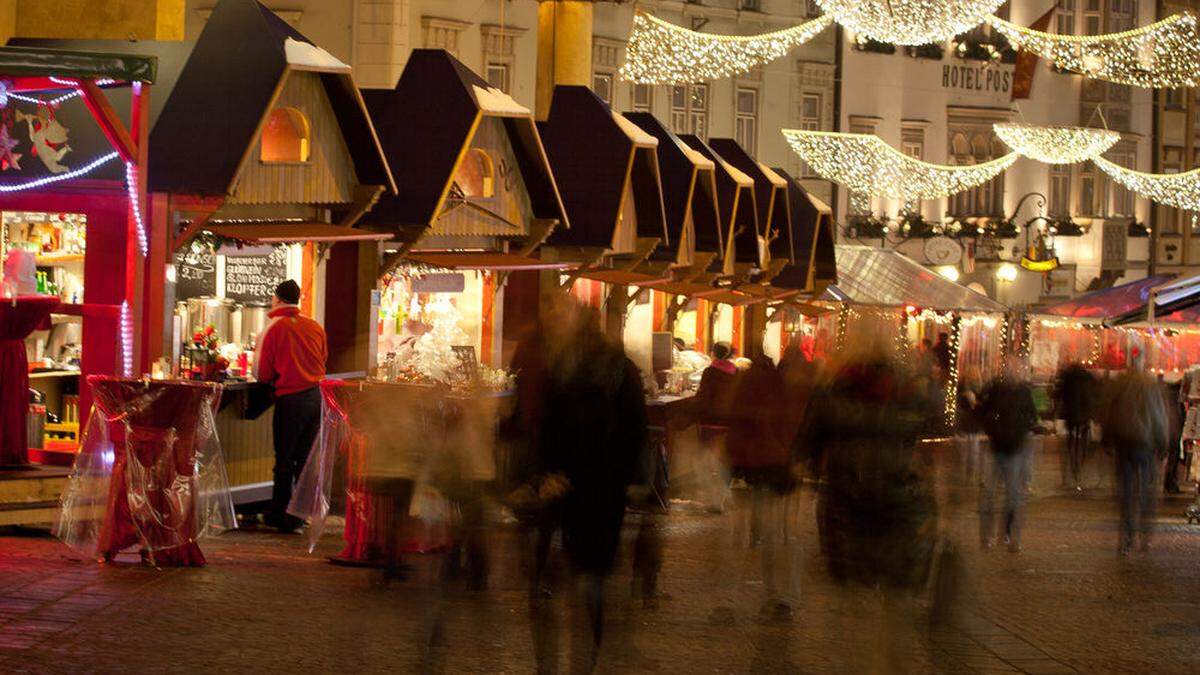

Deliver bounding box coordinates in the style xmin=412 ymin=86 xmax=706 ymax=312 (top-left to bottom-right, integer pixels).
xmin=1066 ymin=423 xmax=1089 ymax=488
xmin=272 ymin=386 xmax=322 ymax=529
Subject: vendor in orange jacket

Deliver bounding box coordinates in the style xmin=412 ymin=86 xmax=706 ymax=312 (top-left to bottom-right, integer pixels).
xmin=254 ymin=279 xmax=327 ymax=533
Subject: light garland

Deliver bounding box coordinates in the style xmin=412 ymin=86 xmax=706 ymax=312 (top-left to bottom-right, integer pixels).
xmin=1093 ymin=156 xmax=1200 ymax=211
xmin=986 ymin=12 xmax=1200 ymax=88
xmin=120 ymin=299 xmax=134 ymax=377
xmin=943 ymin=315 xmax=962 ymax=428
xmin=993 ymin=123 xmax=1120 ymax=165
xmin=125 ymin=161 xmax=148 ymax=257
xmin=817 ymin=0 xmax=1004 ymax=46
xmin=618 ymin=11 xmax=833 ymax=85
xmin=782 ymin=129 xmax=1017 ymax=200
xmin=0 ymin=151 xmax=119 ymax=192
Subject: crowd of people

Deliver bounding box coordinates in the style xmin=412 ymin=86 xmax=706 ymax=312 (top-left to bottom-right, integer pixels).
xmin=288 ymin=295 xmax=1183 ymax=673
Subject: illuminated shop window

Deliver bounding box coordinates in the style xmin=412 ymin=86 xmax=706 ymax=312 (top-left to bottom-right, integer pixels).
xmin=260 ymin=107 xmax=311 ymax=163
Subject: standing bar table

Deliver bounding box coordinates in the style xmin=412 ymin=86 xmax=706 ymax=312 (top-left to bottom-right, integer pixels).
xmin=0 ymin=296 xmax=60 ymax=467
xmin=56 ymin=377 xmax=236 ymax=566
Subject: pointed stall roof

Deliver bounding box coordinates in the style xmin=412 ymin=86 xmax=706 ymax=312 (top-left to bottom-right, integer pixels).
xmin=145 ymin=0 xmax=392 ymax=196
xmin=623 ymin=112 xmax=722 ymax=268
xmin=770 ymin=169 xmax=838 ymax=291
xmin=539 ymin=86 xmax=667 ymax=253
xmin=679 ymin=135 xmax=759 ymax=268
xmin=359 ymin=49 xmax=566 ymax=241
xmin=708 ymin=138 xmax=791 ymax=270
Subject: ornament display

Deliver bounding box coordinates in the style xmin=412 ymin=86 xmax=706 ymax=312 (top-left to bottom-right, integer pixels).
xmin=1092 ymin=156 xmax=1200 ymax=211
xmin=781 ymin=129 xmax=1017 ymax=200
xmin=993 ymin=123 xmax=1120 ymax=165
xmin=619 ymin=10 xmax=833 ymax=85
xmin=987 ymin=12 xmax=1200 ymax=89
xmin=815 ymin=0 xmax=1005 ymax=45
xmin=16 ymin=105 xmax=71 ymax=173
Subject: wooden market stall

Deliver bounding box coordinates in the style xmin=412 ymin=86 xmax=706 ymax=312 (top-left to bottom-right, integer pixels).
xmin=537 ymin=85 xmax=672 ymax=366
xmin=360 ymin=48 xmax=569 ymax=374
xmin=0 ymin=45 xmax=157 ymax=522
xmin=27 ymin=0 xmax=398 ymax=503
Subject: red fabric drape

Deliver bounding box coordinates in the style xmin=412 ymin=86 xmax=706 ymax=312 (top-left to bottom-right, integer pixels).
xmin=0 ymin=296 xmax=60 ymax=466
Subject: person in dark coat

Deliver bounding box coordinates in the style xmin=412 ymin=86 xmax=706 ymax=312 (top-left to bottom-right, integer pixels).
xmin=978 ymin=366 xmax=1039 ymax=552
xmin=1102 ymin=370 xmax=1168 ymax=554
xmin=1056 ymin=362 xmax=1097 ymax=490
xmin=688 ymin=341 xmax=738 ymax=512
xmin=508 ymin=296 xmax=647 ymax=673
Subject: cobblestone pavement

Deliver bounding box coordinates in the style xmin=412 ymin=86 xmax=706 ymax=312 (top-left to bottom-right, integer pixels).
xmin=0 ymin=465 xmax=1197 ymax=674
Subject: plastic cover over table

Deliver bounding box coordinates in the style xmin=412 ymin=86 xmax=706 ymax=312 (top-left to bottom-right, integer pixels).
xmin=55 ymin=377 xmax=236 ymax=566
xmin=289 ymin=379 xmax=511 ymax=558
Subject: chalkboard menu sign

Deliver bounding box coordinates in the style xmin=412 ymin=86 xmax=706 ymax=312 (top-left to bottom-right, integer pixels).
xmin=173 ymin=248 xmax=217 ymax=299
xmin=224 ymin=246 xmax=289 ymax=305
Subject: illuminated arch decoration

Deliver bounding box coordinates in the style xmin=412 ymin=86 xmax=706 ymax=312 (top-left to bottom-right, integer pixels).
xmin=993 ymin=123 xmax=1121 ymax=165
xmin=453 ymin=148 xmax=496 ymax=199
xmin=260 ymin=107 xmax=311 ymax=163
xmin=619 ymin=11 xmax=833 ymax=85
xmin=1093 ymin=156 xmax=1200 ymax=211
xmin=781 ymin=129 xmax=1017 ymax=200
xmin=986 ymin=12 xmax=1200 ymax=88
xmin=815 ymin=0 xmax=1005 ymax=45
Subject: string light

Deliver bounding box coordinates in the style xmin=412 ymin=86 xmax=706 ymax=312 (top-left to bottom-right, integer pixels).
xmin=0 ymin=152 xmax=120 ymax=192
xmin=619 ymin=10 xmax=833 ymax=85
xmin=943 ymin=315 xmax=962 ymax=428
xmin=987 ymin=12 xmax=1200 ymax=88
xmin=125 ymin=161 xmax=148 ymax=257
xmin=993 ymin=123 xmax=1120 ymax=165
xmin=817 ymin=0 xmax=1004 ymax=45
xmin=1093 ymin=156 xmax=1200 ymax=210
xmin=782 ymin=129 xmax=1017 ymax=199
xmin=120 ymin=300 xmax=134 ymax=377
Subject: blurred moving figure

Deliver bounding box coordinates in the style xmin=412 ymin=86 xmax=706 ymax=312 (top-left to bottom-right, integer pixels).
xmin=507 ymin=296 xmax=647 ymax=673
xmin=1102 ymin=371 xmax=1168 ymax=554
xmin=1056 ymin=362 xmax=1097 ymax=491
xmin=978 ymin=364 xmax=1038 ymax=552
xmin=800 ymin=353 xmax=937 ymax=673
xmin=956 ymin=366 xmax=985 ymax=484
xmin=725 ymin=354 xmax=799 ymax=620
xmin=688 ymin=341 xmax=738 ymax=512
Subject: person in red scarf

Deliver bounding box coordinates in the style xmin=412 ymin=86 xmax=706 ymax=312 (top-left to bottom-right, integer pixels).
xmin=255 ymin=279 xmax=327 ymax=533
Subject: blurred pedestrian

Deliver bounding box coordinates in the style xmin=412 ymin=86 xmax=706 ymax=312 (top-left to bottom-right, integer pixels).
xmin=725 ymin=354 xmax=799 ymax=620
xmin=799 ymin=352 xmax=937 ymax=672
xmin=1056 ymin=362 xmax=1097 ymax=491
xmin=689 ymin=341 xmax=738 ymax=512
xmin=978 ymin=364 xmax=1038 ymax=552
xmin=956 ymin=365 xmax=985 ymax=485
xmin=507 ymin=296 xmax=647 ymax=672
xmin=1102 ymin=370 xmax=1168 ymax=554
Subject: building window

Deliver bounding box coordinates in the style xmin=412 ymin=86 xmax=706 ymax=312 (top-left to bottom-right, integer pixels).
xmin=735 ymin=87 xmax=758 ymax=155
xmin=1109 ymin=152 xmax=1135 ymax=216
xmin=796 ymin=94 xmax=822 ymax=176
xmin=671 ymin=83 xmax=709 ymax=140
xmin=631 ymin=83 xmax=653 ymax=113
xmin=1049 ymin=165 xmax=1072 ymax=216
xmin=1082 ymin=0 xmax=1101 ymax=35
xmin=260 ymin=107 xmax=310 ymax=163
xmin=740 ymin=0 xmax=762 ymax=11
xmin=592 ymin=72 xmax=613 ymax=104
xmin=486 ymin=63 xmax=511 ymax=93
xmin=1055 ymin=0 xmax=1075 ymax=34
xmin=1078 ymin=161 xmax=1109 ymax=217
xmin=454 ymin=148 xmax=496 ymax=199
xmin=481 ymin=24 xmax=523 ymax=95
xmin=949 ymin=131 xmax=1005 ymax=217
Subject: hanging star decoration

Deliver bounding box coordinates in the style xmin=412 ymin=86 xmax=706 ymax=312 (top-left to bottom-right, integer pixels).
xmin=816 ymin=0 xmax=1005 ymax=46
xmin=993 ymin=123 xmax=1120 ymax=165
xmin=987 ymin=12 xmax=1200 ymax=88
xmin=619 ymin=10 xmax=833 ymax=85
xmin=0 ymin=123 xmax=22 ymax=171
xmin=1092 ymin=157 xmax=1200 ymax=211
xmin=781 ymin=129 xmax=1017 ymax=200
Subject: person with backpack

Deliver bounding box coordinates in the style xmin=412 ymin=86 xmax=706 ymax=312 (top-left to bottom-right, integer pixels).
xmin=978 ymin=363 xmax=1039 ymax=552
